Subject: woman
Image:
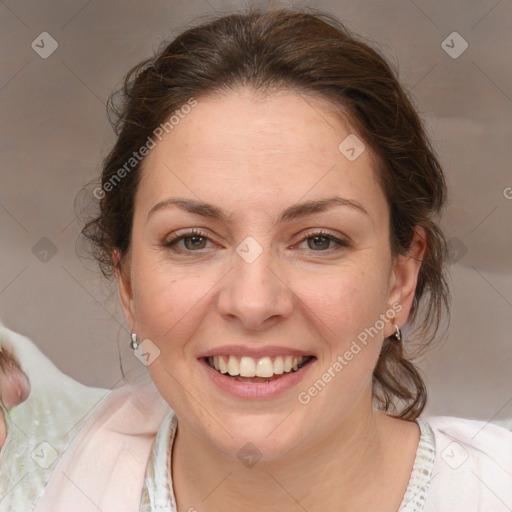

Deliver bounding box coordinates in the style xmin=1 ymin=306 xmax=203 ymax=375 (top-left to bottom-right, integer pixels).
xmin=1 ymin=7 xmax=511 ymax=512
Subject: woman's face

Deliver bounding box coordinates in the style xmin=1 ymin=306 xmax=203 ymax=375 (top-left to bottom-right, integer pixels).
xmin=117 ymin=88 xmax=424 ymax=460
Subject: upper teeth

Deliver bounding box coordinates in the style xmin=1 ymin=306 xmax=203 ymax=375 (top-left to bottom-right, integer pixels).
xmin=207 ymin=355 xmax=310 ymax=377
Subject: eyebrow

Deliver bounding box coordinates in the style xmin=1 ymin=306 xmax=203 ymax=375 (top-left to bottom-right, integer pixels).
xmin=147 ymin=196 xmax=369 ymax=224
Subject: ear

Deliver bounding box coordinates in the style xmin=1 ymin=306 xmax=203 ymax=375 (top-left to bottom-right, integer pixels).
xmin=384 ymin=226 xmax=427 ymax=337
xmin=113 ymin=249 xmax=136 ymax=332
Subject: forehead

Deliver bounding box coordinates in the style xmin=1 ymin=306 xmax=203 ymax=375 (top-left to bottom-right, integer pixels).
xmin=136 ymin=89 xmax=386 ymax=219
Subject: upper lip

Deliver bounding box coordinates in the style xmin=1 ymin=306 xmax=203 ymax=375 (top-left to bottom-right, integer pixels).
xmin=197 ymin=345 xmax=315 ymax=359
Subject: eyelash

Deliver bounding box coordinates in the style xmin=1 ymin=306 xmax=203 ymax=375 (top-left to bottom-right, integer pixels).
xmin=163 ymin=228 xmax=351 ymax=254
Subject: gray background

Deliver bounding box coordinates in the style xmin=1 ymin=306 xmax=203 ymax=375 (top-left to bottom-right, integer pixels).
xmin=1 ymin=0 xmax=511 ymax=421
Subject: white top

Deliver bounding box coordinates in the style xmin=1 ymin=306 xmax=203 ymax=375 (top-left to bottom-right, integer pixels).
xmin=140 ymin=412 xmax=512 ymax=512
xmin=140 ymin=412 xmax=512 ymax=511
xmin=1 ymin=326 xmax=512 ymax=511
xmin=141 ymin=413 xmax=437 ymax=511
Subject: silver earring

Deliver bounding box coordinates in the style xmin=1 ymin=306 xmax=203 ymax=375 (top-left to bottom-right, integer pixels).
xmin=130 ymin=333 xmax=140 ymax=350
xmin=394 ymin=324 xmax=402 ymax=342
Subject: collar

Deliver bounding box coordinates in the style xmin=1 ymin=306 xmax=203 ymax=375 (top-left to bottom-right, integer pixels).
xmin=140 ymin=414 xmax=435 ymax=512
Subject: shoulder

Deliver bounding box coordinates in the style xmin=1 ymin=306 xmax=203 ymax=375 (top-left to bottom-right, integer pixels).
xmin=426 ymin=415 xmax=512 ymax=470
xmin=1 ymin=325 xmax=173 ymax=511
xmin=34 ymin=382 xmax=172 ymax=512
xmin=0 ymin=326 xmax=110 ymax=511
xmin=421 ymin=415 xmax=512 ymax=511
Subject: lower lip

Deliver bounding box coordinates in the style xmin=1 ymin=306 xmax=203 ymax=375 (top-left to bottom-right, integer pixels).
xmin=199 ymin=358 xmax=315 ymax=399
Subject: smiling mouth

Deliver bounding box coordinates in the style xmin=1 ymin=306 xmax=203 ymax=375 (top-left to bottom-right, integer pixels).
xmin=205 ymin=355 xmax=316 ymax=383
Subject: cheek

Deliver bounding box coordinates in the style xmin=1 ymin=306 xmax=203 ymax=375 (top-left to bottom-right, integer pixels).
xmin=293 ymin=261 xmax=390 ymax=344
xmin=291 ymin=266 xmax=390 ymax=414
xmin=129 ymin=251 xmax=221 ymax=352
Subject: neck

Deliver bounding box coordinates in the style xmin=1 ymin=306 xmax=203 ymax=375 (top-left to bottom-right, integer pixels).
xmin=170 ymin=397 xmax=414 ymax=512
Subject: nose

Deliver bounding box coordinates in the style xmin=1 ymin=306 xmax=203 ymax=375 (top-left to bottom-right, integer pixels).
xmin=216 ymin=241 xmax=294 ymax=331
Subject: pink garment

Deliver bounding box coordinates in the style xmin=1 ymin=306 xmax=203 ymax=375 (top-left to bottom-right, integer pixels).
xmin=33 ymin=381 xmax=170 ymax=512
xmin=3 ymin=326 xmax=511 ymax=511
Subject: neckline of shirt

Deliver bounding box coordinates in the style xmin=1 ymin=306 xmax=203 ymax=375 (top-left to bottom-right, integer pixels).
xmin=140 ymin=413 xmax=436 ymax=512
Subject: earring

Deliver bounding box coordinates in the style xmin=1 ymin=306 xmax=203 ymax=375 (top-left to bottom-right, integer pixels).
xmin=130 ymin=333 xmax=140 ymax=350
xmin=394 ymin=324 xmax=402 ymax=342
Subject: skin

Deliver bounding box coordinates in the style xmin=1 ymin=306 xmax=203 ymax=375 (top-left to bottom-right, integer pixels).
xmin=116 ymin=88 xmax=427 ymax=512
xmin=0 ymin=345 xmax=31 ymax=448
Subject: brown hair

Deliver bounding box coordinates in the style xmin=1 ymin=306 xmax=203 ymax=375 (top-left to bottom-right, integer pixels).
xmin=82 ymin=6 xmax=450 ymax=420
